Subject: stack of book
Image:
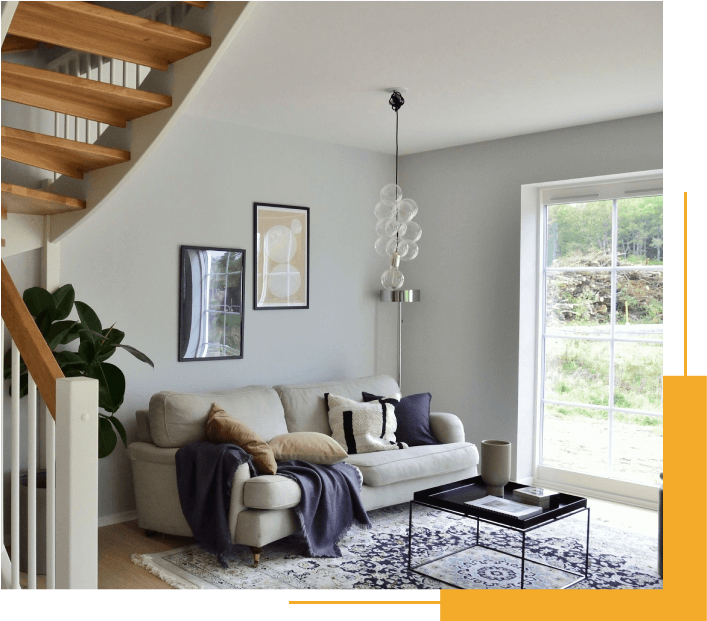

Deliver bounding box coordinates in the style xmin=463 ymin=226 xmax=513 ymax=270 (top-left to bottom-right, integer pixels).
xmin=464 ymin=496 xmax=543 ymax=519
xmin=512 ymin=486 xmax=560 ymax=509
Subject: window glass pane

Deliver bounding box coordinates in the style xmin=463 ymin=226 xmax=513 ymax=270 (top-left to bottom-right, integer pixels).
xmin=225 ymin=273 xmax=242 ymax=313
xmin=546 ymin=200 xmax=613 ymax=267
xmin=224 ymin=314 xmax=242 ymax=355
xmin=545 ymin=271 xmax=611 ymax=336
xmin=613 ymin=343 xmax=663 ymax=413
xmin=542 ymin=404 xmax=608 ymax=475
xmin=544 ymin=338 xmax=609 ymax=406
xmin=206 ymin=311 xmax=224 ymax=345
xmin=614 ymin=270 xmax=663 ymax=340
xmin=612 ymin=413 xmax=662 ymax=485
xmin=617 ymin=196 xmax=663 ymax=266
xmin=207 ymin=274 xmax=227 ymax=310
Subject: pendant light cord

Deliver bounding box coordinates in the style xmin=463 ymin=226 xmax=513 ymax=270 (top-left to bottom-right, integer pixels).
xmin=395 ymin=108 xmax=399 ymax=187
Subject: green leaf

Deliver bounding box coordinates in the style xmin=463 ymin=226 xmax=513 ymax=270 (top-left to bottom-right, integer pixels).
xmin=79 ymin=329 xmax=153 ymax=368
xmin=78 ymin=340 xmax=96 ymax=365
xmin=95 ymin=346 xmax=117 ymax=363
xmin=59 ymin=322 xmax=83 ymax=345
xmin=108 ymin=415 xmax=128 ymax=448
xmin=75 ymin=301 xmax=102 ymax=345
xmin=46 ymin=320 xmax=80 ymax=351
xmin=51 ymin=284 xmax=75 ymax=320
xmin=98 ymin=416 xmax=118 ymax=458
xmin=23 ymin=287 xmax=56 ymax=318
xmin=35 ymin=310 xmax=54 ymax=337
xmin=53 ymin=350 xmax=88 ymax=371
xmin=88 ymin=362 xmax=125 ymax=413
xmin=102 ymin=326 xmax=125 ymax=346
xmin=115 ymin=344 xmax=155 ymax=369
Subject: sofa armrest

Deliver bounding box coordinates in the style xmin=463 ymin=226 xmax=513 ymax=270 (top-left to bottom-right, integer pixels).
xmin=127 ymin=441 xmax=252 ymax=542
xmin=127 ymin=441 xmax=178 ymax=464
xmin=229 ymin=462 xmax=253 ymax=542
xmin=430 ymin=412 xmax=465 ymax=444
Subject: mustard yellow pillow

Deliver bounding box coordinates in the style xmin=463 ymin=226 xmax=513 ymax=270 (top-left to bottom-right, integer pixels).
xmin=268 ymin=432 xmax=348 ymax=465
xmin=205 ymin=403 xmax=277 ymax=475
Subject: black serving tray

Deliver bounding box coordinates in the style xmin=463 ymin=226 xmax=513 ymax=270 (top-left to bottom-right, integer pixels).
xmin=413 ymin=476 xmax=587 ymax=530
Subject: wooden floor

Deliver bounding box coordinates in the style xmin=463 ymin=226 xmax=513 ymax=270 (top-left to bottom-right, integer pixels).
xmin=19 ymin=520 xmax=193 ymax=589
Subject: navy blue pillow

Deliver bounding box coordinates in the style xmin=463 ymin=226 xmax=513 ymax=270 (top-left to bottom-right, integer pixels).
xmin=362 ymin=392 xmax=438 ymax=446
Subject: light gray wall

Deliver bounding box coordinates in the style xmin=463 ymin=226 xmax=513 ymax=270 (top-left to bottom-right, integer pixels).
xmin=58 ymin=115 xmax=397 ymax=518
xmin=397 ymin=113 xmax=663 ymax=479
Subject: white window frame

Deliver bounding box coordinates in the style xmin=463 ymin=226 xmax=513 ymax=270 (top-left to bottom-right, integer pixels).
xmin=518 ymin=170 xmax=663 ymax=509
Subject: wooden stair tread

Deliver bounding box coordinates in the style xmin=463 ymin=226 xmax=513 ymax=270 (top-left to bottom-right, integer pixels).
xmin=2 ymin=126 xmax=130 ymax=179
xmin=9 ymin=1 xmax=211 ymax=71
xmin=2 ymin=35 xmax=40 ymax=53
xmin=2 ymin=62 xmax=172 ymax=128
xmin=1 ymin=183 xmax=86 ymax=216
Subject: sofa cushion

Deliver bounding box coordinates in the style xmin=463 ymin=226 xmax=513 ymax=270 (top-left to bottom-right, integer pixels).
xmin=327 ymin=393 xmax=406 ymax=455
xmin=206 ymin=403 xmax=277 ymax=475
xmin=362 ymin=392 xmax=439 ymax=447
xmin=344 ymin=442 xmax=479 ymax=487
xmin=268 ymin=432 xmax=348 ymax=465
xmin=149 ymin=385 xmax=287 ymax=448
xmin=243 ymin=475 xmax=301 ymax=510
xmin=274 ymin=375 xmax=401 ymax=435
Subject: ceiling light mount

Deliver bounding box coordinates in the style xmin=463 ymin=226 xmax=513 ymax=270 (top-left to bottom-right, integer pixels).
xmin=388 ymin=90 xmax=405 ymax=112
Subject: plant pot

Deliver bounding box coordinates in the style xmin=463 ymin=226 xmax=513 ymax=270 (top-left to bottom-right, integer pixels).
xmin=19 ymin=471 xmax=47 ymax=575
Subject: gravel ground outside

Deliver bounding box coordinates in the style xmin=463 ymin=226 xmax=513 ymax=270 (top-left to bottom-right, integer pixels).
xmin=543 ymin=413 xmax=663 ymax=485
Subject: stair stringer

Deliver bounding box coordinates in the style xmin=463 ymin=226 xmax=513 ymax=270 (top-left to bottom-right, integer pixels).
xmin=48 ymin=0 xmax=256 ymax=242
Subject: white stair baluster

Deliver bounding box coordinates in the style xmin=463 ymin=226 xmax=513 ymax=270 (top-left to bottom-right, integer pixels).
xmin=46 ymin=403 xmax=55 ymax=589
xmin=0 ymin=321 xmax=4 ymax=585
xmin=11 ymin=341 xmax=20 ymax=589
xmin=28 ymin=375 xmax=37 ymax=589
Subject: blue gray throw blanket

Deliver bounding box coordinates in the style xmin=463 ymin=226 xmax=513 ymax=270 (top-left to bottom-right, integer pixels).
xmin=175 ymin=442 xmax=370 ymax=567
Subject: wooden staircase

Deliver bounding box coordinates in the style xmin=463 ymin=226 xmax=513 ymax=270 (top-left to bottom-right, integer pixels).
xmin=1 ymin=1 xmax=211 ymax=246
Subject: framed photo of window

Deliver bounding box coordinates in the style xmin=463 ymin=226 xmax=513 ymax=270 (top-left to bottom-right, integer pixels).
xmin=178 ymin=246 xmax=245 ymax=361
xmin=253 ymin=203 xmax=310 ymax=310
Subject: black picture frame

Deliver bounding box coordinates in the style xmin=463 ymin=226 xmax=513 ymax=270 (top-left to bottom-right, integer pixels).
xmin=253 ymin=202 xmax=310 ymax=310
xmin=178 ymin=245 xmax=246 ymax=362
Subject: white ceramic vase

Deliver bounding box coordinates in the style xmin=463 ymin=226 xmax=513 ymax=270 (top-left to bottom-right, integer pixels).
xmin=480 ymin=440 xmax=511 ymax=497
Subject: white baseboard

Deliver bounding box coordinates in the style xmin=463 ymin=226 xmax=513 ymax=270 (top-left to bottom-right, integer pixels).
xmin=514 ymin=476 xmax=534 ymax=485
xmin=98 ymin=510 xmax=137 ymax=527
xmin=533 ymin=477 xmax=658 ymax=511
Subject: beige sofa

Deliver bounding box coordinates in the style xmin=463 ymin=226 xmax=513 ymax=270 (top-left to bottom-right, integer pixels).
xmin=127 ymin=375 xmax=479 ymax=565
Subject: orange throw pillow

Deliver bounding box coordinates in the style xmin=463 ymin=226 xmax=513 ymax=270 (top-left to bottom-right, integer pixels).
xmin=205 ymin=403 xmax=277 ymax=475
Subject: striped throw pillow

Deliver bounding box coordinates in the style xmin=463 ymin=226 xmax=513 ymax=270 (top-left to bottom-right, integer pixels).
xmin=325 ymin=393 xmax=408 ymax=455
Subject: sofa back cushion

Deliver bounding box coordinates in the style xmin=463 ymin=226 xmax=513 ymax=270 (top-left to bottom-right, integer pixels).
xmin=149 ymin=385 xmax=287 ymax=448
xmin=274 ymin=375 xmax=400 ymax=435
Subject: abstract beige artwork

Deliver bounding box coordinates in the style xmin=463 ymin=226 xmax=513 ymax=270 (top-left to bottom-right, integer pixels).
xmin=254 ymin=203 xmax=309 ymax=309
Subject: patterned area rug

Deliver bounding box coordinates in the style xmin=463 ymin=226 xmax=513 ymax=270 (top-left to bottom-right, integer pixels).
xmin=132 ymin=503 xmax=662 ymax=589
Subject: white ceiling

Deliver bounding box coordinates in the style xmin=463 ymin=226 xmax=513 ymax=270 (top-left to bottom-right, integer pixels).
xmin=185 ymin=1 xmax=663 ymax=155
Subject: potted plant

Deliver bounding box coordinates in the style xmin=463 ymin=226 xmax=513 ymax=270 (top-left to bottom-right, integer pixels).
xmin=5 ymin=284 xmax=153 ymax=458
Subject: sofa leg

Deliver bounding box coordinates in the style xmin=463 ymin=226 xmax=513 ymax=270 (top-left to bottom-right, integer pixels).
xmin=250 ymin=546 xmax=262 ymax=568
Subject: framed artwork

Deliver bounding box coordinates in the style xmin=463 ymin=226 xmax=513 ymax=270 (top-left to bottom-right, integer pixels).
xmin=178 ymin=246 xmax=245 ymax=361
xmin=253 ymin=202 xmax=310 ymax=310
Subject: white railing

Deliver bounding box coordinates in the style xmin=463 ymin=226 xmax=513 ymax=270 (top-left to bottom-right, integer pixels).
xmin=1 ymin=334 xmax=99 ymax=589
xmin=45 ymin=1 xmax=191 ymax=181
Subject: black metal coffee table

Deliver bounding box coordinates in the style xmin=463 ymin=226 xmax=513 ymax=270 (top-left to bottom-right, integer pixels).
xmin=408 ymin=476 xmax=589 ymax=589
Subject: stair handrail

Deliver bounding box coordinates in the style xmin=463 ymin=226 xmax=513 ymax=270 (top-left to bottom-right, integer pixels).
xmin=1 ymin=260 xmax=64 ymax=418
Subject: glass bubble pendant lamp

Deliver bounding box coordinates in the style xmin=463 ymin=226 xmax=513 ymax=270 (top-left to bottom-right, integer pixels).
xmin=374 ymin=88 xmax=421 ymax=392
xmin=375 ymin=89 xmax=422 ymax=290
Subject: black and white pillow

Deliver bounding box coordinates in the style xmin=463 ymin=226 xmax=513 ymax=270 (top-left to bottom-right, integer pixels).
xmin=325 ymin=393 xmax=407 ymax=455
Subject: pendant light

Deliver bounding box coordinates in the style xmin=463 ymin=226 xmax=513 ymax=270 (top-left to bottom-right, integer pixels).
xmin=375 ymin=89 xmax=421 ymax=290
